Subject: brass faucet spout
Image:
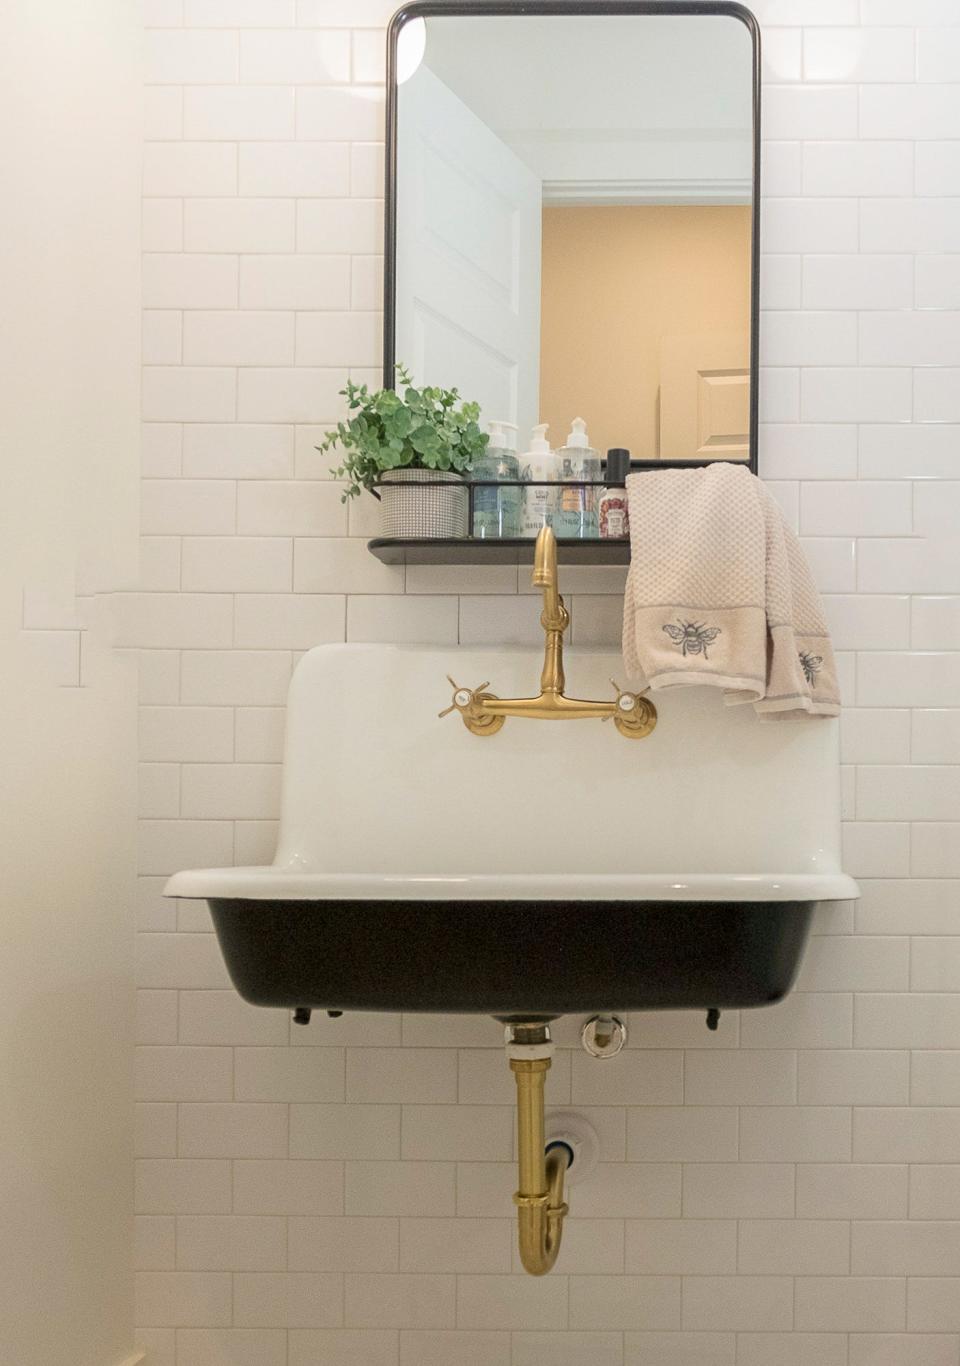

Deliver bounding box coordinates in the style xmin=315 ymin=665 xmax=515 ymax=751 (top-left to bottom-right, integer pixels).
xmin=532 ymin=526 xmax=567 ymax=694
xmin=533 ymin=525 xmax=564 ymax=629
xmin=531 ymin=523 xmax=553 ymax=584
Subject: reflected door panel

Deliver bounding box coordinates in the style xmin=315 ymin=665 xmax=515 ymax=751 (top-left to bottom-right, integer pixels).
xmin=659 ymin=331 xmax=750 ymax=461
xmin=395 ymin=67 xmax=542 ymax=438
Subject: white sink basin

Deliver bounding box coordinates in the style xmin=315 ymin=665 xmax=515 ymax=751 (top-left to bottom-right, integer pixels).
xmin=166 ymin=645 xmax=857 ymax=1017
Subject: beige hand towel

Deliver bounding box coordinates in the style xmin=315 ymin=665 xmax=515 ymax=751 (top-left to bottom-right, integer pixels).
xmin=622 ymin=464 xmax=840 ymax=720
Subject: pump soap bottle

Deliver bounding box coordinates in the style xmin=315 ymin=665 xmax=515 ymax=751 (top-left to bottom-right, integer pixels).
xmin=599 ymin=447 xmax=631 ymax=539
xmin=519 ymin=423 xmax=557 ymax=537
xmin=472 ymin=420 xmax=520 ymax=539
xmin=556 ymin=417 xmax=601 ymax=539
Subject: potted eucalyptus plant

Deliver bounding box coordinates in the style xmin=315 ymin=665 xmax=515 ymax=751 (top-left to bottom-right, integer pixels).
xmin=318 ymin=366 xmax=488 ymax=539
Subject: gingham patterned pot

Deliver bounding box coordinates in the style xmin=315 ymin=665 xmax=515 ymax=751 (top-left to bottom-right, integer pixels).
xmin=378 ymin=467 xmax=468 ymax=539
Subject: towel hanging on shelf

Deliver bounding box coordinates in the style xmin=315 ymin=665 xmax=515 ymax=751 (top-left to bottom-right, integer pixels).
xmin=622 ymin=463 xmax=840 ymax=720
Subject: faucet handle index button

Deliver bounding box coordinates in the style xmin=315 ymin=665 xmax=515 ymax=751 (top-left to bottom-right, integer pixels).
xmin=439 ymin=677 xmax=505 ymax=736
xmin=604 ymin=679 xmax=640 ymax=722
xmin=608 ymin=680 xmax=658 ymax=740
xmin=438 ymin=675 xmax=477 ymax=717
xmin=439 ymin=676 xmax=487 ymax=715
xmin=610 ymin=679 xmax=637 ymax=713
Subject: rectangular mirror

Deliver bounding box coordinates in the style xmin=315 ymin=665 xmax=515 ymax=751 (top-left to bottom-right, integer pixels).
xmin=385 ymin=2 xmax=759 ymax=471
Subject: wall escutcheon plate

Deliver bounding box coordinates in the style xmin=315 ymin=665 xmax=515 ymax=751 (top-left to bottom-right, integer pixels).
xmin=544 ymin=1110 xmax=600 ymax=1186
xmin=581 ymin=1014 xmax=628 ymax=1057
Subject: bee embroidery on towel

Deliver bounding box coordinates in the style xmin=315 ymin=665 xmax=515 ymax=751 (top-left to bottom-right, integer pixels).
xmin=799 ymin=650 xmax=823 ymax=684
xmin=662 ymin=620 xmax=722 ymax=659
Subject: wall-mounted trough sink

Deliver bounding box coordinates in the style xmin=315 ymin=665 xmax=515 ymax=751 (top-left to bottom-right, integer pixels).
xmin=166 ymin=645 xmax=857 ymax=1021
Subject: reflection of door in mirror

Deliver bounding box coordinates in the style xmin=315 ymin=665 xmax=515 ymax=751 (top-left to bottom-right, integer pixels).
xmin=390 ymin=11 xmax=758 ymax=468
xmin=539 ymin=204 xmax=751 ymax=460
xmin=395 ymin=67 xmax=542 ymax=441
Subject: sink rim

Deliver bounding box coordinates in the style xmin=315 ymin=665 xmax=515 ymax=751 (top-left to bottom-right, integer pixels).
xmin=164 ymin=867 xmax=859 ymax=903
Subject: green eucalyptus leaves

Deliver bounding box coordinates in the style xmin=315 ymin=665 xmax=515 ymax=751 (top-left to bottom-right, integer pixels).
xmin=318 ymin=365 xmax=489 ymax=502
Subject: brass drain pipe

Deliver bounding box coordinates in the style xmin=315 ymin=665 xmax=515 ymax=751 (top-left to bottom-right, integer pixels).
xmin=507 ymin=1025 xmax=570 ymax=1276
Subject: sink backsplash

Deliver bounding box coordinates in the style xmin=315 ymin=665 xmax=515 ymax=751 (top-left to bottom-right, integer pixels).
xmin=274 ymin=645 xmax=844 ymax=877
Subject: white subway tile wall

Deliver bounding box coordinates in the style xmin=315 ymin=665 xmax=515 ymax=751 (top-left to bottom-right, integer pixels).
xmin=133 ymin=8 xmax=960 ymax=1363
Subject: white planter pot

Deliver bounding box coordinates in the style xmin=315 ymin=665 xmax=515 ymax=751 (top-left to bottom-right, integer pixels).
xmin=378 ymin=467 xmax=468 ymax=539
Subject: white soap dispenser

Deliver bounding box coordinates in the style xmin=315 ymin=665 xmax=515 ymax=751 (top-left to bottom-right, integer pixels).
xmin=519 ymin=423 xmax=558 ymax=537
xmin=556 ymin=417 xmax=601 ymax=539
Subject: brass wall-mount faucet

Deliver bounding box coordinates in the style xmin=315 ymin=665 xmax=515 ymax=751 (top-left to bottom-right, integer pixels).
xmin=440 ymin=525 xmax=657 ymax=740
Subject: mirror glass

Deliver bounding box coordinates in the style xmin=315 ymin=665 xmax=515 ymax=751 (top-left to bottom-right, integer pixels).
xmin=390 ymin=10 xmax=757 ymax=466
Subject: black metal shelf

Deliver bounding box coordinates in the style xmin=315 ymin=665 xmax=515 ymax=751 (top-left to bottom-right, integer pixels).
xmin=368 ymin=536 xmax=630 ymax=566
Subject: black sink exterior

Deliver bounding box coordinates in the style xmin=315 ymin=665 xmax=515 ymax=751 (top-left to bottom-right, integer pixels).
xmin=208 ymin=898 xmax=814 ymax=1017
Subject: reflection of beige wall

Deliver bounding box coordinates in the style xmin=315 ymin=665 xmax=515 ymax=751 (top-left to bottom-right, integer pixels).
xmin=540 ymin=204 xmax=751 ymax=458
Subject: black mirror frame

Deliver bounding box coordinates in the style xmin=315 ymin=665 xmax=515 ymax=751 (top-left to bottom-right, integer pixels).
xmin=383 ymin=0 xmax=761 ymax=475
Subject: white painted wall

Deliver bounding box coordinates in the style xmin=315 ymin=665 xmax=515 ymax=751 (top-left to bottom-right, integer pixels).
xmin=0 ymin=2 xmax=141 ymax=1363
xmin=129 ymin=3 xmax=960 ymax=1363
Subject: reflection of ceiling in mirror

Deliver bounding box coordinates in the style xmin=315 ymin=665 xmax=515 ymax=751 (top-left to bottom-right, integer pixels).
xmin=411 ymin=15 xmax=752 ymax=202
